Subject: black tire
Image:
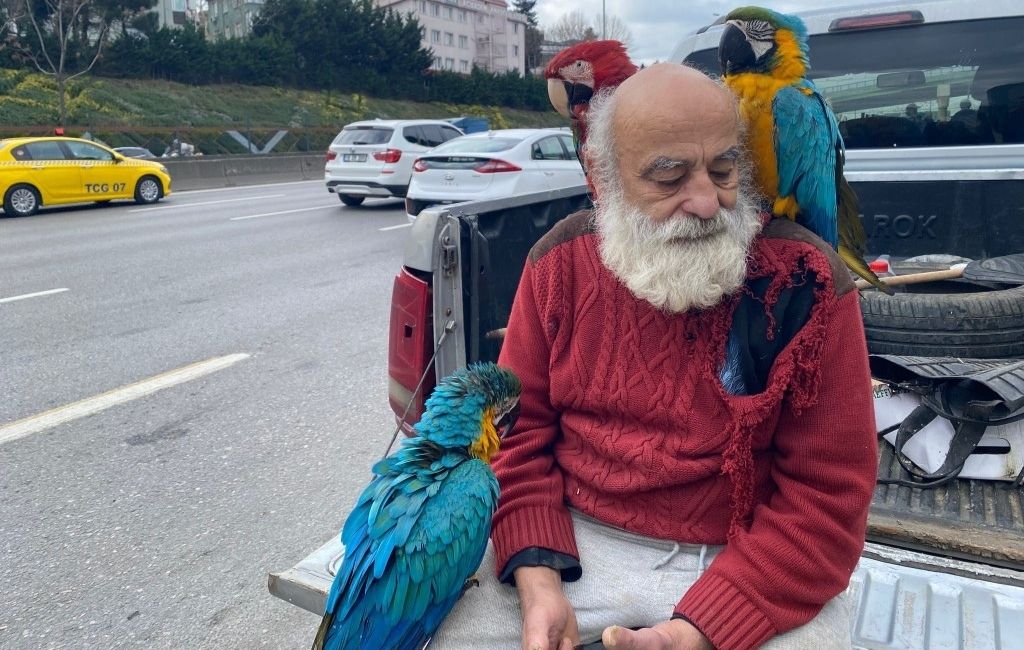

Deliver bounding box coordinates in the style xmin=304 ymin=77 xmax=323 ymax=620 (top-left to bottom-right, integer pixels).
xmin=3 ymin=183 xmax=41 ymax=217
xmin=134 ymin=175 xmax=162 ymax=205
xmin=338 ymin=194 xmax=364 ymax=207
xmin=860 ymin=285 xmax=1024 ymax=358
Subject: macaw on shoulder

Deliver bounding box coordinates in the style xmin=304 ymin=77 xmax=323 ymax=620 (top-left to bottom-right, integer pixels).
xmin=544 ymin=39 xmax=638 ymax=161
xmin=312 ymin=362 xmax=521 ymax=650
xmin=719 ymin=6 xmax=892 ymax=293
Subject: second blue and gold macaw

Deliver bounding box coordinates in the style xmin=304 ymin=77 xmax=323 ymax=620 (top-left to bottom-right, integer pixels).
xmin=719 ymin=6 xmax=892 ymax=293
xmin=313 ymin=362 xmax=521 ymax=650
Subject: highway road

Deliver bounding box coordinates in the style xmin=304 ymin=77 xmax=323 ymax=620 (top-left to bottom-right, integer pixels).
xmin=0 ymin=181 xmax=415 ymax=648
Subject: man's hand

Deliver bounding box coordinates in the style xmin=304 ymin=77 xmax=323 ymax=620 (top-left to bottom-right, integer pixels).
xmin=514 ymin=565 xmax=579 ymax=650
xmin=601 ymin=619 xmax=714 ymax=650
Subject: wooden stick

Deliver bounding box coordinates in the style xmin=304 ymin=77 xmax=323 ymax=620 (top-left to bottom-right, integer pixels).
xmin=855 ymin=265 xmax=967 ymax=290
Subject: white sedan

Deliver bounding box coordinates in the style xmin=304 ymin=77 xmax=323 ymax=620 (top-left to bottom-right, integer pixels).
xmin=405 ymin=129 xmax=585 ymax=221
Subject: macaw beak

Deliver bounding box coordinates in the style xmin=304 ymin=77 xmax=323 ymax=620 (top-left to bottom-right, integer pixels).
xmin=494 ymin=402 xmax=520 ymax=438
xmin=564 ymin=80 xmax=594 ymax=113
xmin=719 ymin=22 xmax=754 ymax=75
xmin=547 ymin=78 xmax=572 ymax=117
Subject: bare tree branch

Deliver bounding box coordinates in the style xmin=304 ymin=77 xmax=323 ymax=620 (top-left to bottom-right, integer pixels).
xmin=14 ymin=0 xmax=115 ymax=125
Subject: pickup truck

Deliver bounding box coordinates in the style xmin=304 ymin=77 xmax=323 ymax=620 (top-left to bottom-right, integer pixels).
xmin=271 ymin=187 xmax=1024 ymax=649
xmin=271 ymin=1 xmax=1024 ymax=647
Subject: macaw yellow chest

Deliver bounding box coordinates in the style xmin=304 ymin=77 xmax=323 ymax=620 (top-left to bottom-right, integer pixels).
xmin=725 ymin=73 xmax=789 ymax=201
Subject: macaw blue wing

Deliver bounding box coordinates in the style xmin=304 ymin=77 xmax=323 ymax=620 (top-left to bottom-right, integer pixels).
xmin=772 ymin=82 xmax=840 ymax=248
xmin=316 ymin=454 xmax=498 ymax=650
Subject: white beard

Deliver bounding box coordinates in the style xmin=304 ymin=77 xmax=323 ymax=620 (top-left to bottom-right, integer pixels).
xmin=595 ymin=187 xmax=763 ymax=314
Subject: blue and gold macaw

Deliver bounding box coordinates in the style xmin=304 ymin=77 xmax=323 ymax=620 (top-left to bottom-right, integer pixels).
xmin=719 ymin=7 xmax=892 ymax=293
xmin=312 ymin=362 xmax=521 ymax=650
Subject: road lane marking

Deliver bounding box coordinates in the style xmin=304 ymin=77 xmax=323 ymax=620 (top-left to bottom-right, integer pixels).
xmin=0 ymin=288 xmax=69 ymax=304
xmin=379 ymin=223 xmax=413 ymax=232
xmin=129 ymin=195 xmax=285 ymax=213
xmin=229 ymin=205 xmax=336 ymax=221
xmin=0 ymin=353 xmax=250 ymax=446
xmin=177 ymin=180 xmax=322 ymax=195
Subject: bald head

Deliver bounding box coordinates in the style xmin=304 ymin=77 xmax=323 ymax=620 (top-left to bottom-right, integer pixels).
xmin=583 ymin=63 xmax=745 ymax=223
xmin=615 ymin=63 xmax=739 ymax=133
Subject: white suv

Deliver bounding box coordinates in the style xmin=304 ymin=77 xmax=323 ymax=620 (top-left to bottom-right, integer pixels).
xmin=324 ymin=119 xmax=463 ymax=207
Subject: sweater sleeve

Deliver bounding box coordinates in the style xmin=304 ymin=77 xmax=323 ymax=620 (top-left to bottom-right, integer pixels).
xmin=676 ymin=289 xmax=878 ymax=649
xmin=491 ymin=255 xmax=579 ymax=577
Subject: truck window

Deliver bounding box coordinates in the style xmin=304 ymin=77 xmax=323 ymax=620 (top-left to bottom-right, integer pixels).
xmin=684 ymin=16 xmax=1024 ymax=148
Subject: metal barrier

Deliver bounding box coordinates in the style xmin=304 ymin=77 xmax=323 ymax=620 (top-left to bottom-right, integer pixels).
xmin=162 ymin=153 xmax=325 ymax=191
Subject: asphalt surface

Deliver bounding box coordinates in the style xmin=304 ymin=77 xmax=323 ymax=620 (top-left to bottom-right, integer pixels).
xmin=0 ymin=181 xmax=414 ymax=648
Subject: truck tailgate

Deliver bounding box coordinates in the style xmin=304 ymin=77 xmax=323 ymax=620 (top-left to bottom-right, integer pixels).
xmin=269 ymin=538 xmax=1024 ymax=649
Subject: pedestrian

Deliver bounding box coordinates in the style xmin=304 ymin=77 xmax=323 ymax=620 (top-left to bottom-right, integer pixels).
xmin=432 ymin=63 xmax=878 ymax=650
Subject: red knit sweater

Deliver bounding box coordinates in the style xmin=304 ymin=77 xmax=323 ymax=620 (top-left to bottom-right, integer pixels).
xmin=492 ymin=212 xmax=878 ymax=650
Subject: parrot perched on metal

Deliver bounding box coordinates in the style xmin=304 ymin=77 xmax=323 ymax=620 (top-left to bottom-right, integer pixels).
xmin=544 ymin=39 xmax=639 ymax=162
xmin=312 ymin=362 xmax=522 ymax=650
xmin=718 ymin=6 xmax=892 ymax=293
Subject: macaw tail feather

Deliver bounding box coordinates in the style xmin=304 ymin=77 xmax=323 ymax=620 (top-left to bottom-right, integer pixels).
xmin=311 ymin=612 xmax=332 ymax=650
xmin=837 ymin=179 xmax=894 ymax=294
xmin=839 ymin=243 xmax=892 ymax=294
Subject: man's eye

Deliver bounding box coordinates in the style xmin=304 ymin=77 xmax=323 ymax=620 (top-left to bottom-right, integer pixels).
xmin=710 ymin=168 xmax=735 ymax=182
xmin=654 ymin=176 xmax=684 ymax=187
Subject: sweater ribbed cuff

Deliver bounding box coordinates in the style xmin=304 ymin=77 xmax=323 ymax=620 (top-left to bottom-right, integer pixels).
xmin=491 ymin=506 xmax=578 ymax=577
xmin=676 ymin=572 xmax=776 ymax=650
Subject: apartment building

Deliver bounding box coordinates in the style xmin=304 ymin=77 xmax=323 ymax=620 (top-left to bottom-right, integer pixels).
xmin=206 ymin=0 xmax=266 ymax=41
xmin=375 ymin=0 xmax=527 ymax=75
xmin=152 ymin=0 xmax=205 ymax=29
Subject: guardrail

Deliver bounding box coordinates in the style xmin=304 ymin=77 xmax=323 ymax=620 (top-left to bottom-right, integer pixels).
xmin=161 ymin=153 xmax=326 ymax=191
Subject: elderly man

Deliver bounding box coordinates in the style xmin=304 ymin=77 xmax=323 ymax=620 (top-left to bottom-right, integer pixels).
xmin=433 ymin=63 xmax=877 ymax=650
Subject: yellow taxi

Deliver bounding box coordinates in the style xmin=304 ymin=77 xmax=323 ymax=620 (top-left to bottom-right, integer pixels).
xmin=0 ymin=136 xmax=172 ymax=217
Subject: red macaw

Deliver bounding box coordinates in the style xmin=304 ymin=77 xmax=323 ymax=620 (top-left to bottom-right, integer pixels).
xmin=544 ymin=39 xmax=638 ymax=162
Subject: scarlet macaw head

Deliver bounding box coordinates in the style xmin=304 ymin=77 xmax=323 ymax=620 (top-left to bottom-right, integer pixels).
xmin=544 ymin=40 xmax=638 ymax=120
xmin=718 ymin=6 xmax=808 ymax=77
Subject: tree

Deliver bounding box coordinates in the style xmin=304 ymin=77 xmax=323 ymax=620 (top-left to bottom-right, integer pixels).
xmin=511 ymin=0 xmax=535 ymax=25
xmin=602 ymin=14 xmax=632 ymax=47
xmin=546 ymin=8 xmax=629 ymax=47
xmin=2 ymin=0 xmax=25 ymax=52
xmin=12 ymin=0 xmax=110 ymax=126
xmin=511 ymin=0 xmax=541 ymax=74
xmin=547 ymin=8 xmax=588 ymax=44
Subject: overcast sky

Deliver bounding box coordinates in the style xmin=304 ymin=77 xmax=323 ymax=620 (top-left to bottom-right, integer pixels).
xmin=533 ymin=0 xmax=894 ymax=64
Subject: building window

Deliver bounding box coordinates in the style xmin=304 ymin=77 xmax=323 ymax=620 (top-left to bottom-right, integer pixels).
xmin=431 ymin=29 xmax=440 ymax=43
xmin=443 ymin=5 xmax=453 ymax=19
xmin=458 ymin=35 xmax=467 ymax=49
xmin=420 ymin=0 xmax=426 ymax=11
xmin=458 ymin=9 xmax=466 ymax=22
xmin=445 ymin=57 xmax=455 ymax=70
xmin=460 ymin=59 xmax=469 ymax=72
xmin=420 ymin=26 xmax=426 ymax=39
xmin=513 ymin=44 xmax=519 ymax=57
xmin=513 ymin=22 xmax=519 ymax=34
xmin=433 ymin=56 xmax=442 ymax=69
xmin=430 ymin=2 xmax=439 ymax=16
xmin=444 ymin=31 xmax=453 ymax=46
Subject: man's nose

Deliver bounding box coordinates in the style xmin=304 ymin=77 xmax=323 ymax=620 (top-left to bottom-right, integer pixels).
xmin=679 ymin=170 xmax=720 ymax=220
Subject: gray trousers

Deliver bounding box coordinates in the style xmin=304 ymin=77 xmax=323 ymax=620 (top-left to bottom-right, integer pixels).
xmin=432 ymin=511 xmax=852 ymax=649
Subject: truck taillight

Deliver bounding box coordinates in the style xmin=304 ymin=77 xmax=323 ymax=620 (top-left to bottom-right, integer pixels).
xmin=373 ymin=149 xmax=402 ymax=164
xmin=325 ymin=150 xmax=337 ymax=161
xmin=388 ymin=268 xmax=434 ymax=434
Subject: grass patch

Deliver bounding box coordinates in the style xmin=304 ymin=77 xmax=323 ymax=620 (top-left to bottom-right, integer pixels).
xmin=0 ymin=72 xmax=565 ymax=132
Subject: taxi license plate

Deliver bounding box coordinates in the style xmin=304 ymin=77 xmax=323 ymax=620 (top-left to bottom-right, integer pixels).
xmin=342 ymin=154 xmax=366 ymax=162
